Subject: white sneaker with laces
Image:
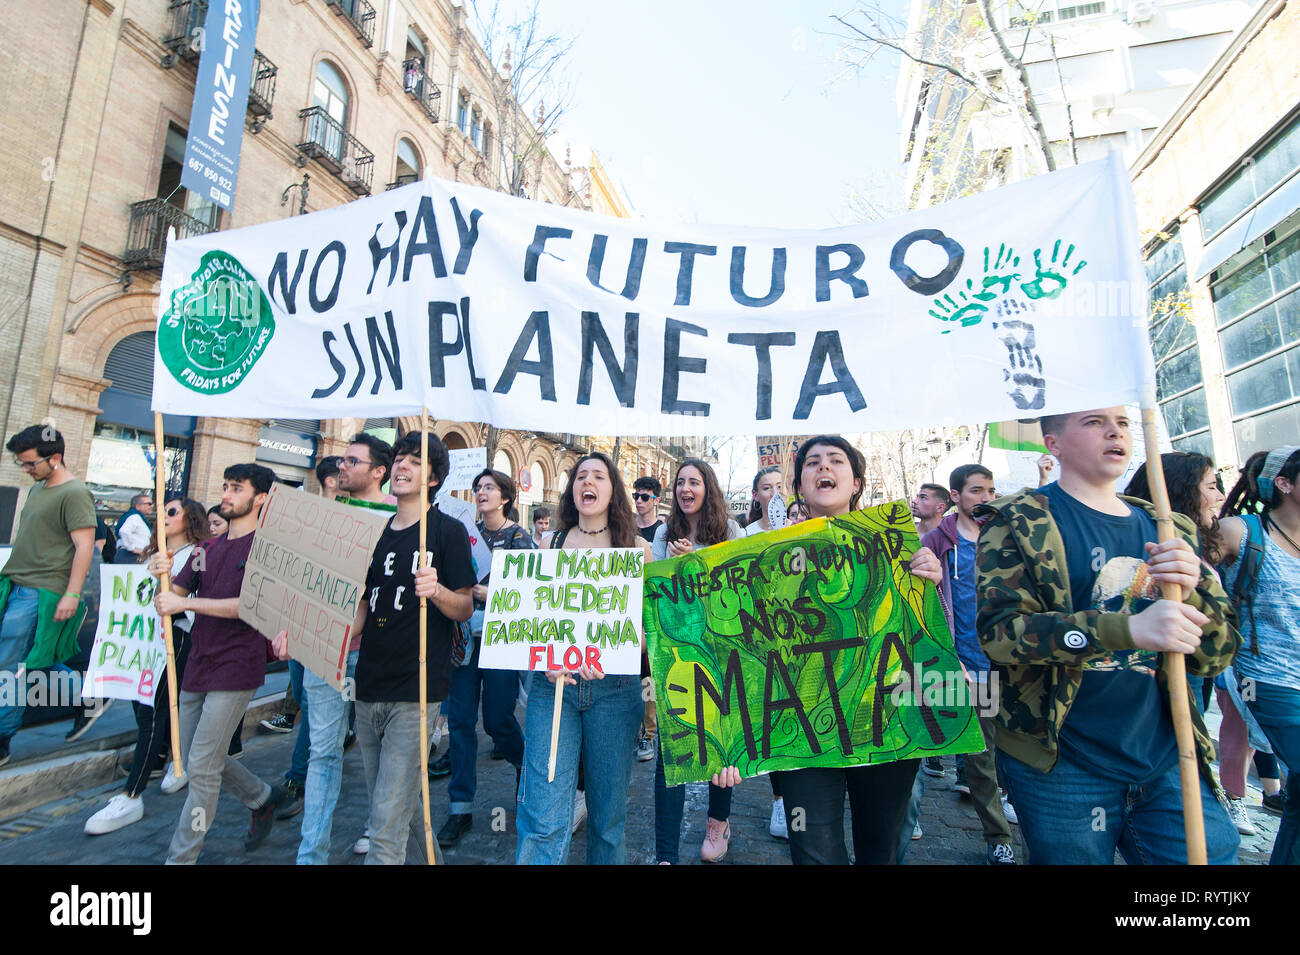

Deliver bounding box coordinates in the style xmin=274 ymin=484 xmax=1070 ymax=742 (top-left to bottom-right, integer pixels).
xmin=160 ymin=763 xmax=188 ymax=795
xmin=769 ymin=798 xmax=788 ymax=839
xmin=353 ymin=828 xmax=371 ymax=855
xmin=1001 ymin=794 xmax=1018 ymax=826
xmin=85 ymin=794 xmax=143 ymax=835
xmin=1226 ymin=797 xmax=1258 ymax=836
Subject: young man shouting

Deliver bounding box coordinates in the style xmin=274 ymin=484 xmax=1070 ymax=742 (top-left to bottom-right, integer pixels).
xmin=976 ymin=408 xmax=1240 ymax=864
xmin=152 ymin=464 xmax=287 ymax=863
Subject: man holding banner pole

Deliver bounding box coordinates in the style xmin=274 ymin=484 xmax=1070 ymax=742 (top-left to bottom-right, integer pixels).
xmin=349 ymin=431 xmax=474 ymax=864
xmin=975 ymin=408 xmax=1240 ymax=864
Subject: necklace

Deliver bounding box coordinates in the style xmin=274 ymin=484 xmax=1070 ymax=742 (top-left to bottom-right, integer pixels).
xmin=1267 ymin=515 xmax=1300 ymax=554
xmin=576 ymin=524 xmax=608 ymax=535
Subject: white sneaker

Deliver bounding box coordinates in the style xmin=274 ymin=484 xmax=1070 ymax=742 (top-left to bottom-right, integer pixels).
xmin=1226 ymin=797 xmax=1258 ymax=836
xmin=160 ymin=763 xmax=188 ymax=795
xmin=353 ymin=828 xmax=371 ymax=855
xmin=912 ymin=822 xmax=923 ymax=840
xmin=84 ymin=794 xmax=143 ymax=835
xmin=769 ymin=798 xmax=788 ymax=839
xmin=1001 ymin=794 xmax=1019 ymax=826
xmin=571 ymin=792 xmax=587 ymax=833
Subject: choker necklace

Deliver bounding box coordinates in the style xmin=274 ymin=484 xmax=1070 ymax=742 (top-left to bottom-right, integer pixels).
xmin=576 ymin=524 xmax=608 ymax=535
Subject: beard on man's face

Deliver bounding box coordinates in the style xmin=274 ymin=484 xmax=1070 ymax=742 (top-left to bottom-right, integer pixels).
xmin=220 ymin=497 xmax=256 ymax=520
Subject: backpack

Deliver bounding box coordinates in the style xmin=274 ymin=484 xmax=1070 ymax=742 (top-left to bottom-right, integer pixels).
xmin=1224 ymin=513 xmax=1267 ymax=655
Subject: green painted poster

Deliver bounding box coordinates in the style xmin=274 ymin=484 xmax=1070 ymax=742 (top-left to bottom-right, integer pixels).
xmin=644 ymin=501 xmax=986 ymax=786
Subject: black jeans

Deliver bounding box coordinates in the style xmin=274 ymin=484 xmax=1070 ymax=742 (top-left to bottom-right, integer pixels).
xmin=654 ymin=746 xmax=732 ymax=863
xmin=775 ymin=758 xmax=919 ymax=864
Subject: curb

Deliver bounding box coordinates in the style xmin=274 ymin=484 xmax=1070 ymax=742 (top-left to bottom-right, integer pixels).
xmin=0 ymin=691 xmax=288 ymax=824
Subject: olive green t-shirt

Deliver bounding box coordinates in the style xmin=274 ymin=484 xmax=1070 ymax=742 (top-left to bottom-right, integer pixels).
xmin=4 ymin=479 xmax=97 ymax=594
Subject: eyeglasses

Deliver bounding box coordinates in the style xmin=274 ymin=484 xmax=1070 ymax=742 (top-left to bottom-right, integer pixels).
xmin=14 ymin=455 xmax=52 ymax=470
xmin=341 ymin=456 xmax=373 ymax=469
xmin=632 ymin=493 xmax=656 ymax=502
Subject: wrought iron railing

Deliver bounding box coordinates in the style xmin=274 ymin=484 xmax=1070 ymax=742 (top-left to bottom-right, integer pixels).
xmin=123 ymin=198 xmax=216 ymax=271
xmin=325 ymin=0 xmax=376 ymax=47
xmin=297 ymin=106 xmax=374 ymax=195
xmin=402 ymin=59 xmax=441 ymax=123
xmin=386 ymin=174 xmax=418 ymax=191
xmin=247 ymin=49 xmax=278 ymax=122
xmin=161 ymin=0 xmax=207 ymax=67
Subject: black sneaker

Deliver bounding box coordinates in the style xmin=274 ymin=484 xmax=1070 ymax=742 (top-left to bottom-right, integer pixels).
xmin=953 ymin=770 xmax=971 ymax=796
xmin=259 ymin=713 xmax=295 ymax=734
xmin=1262 ymin=789 xmax=1287 ymax=817
xmin=228 ymin=735 xmax=243 ymax=760
xmin=987 ymin=842 xmax=1017 ymax=865
xmin=0 ymin=735 xmax=10 ymax=768
xmin=276 ymin=778 xmax=305 ymax=820
xmin=922 ymin=756 xmax=946 ymax=778
xmin=343 ymin=729 xmax=357 ymax=753
xmin=246 ymin=785 xmax=286 ymax=850
xmin=436 ymin=813 xmax=472 ymax=847
xmin=65 ymin=699 xmax=113 ymax=743
xmin=490 ymin=744 xmax=505 ymax=761
xmin=428 ymin=751 xmax=451 ymax=778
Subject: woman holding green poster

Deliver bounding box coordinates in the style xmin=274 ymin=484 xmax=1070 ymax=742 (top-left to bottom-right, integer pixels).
xmin=652 ymin=459 xmax=745 ymax=862
xmin=514 ymin=451 xmax=653 ymax=864
xmin=775 ymin=436 xmax=942 ymax=865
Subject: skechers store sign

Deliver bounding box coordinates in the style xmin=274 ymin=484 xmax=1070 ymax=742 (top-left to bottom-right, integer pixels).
xmin=257 ymin=426 xmax=316 ymax=469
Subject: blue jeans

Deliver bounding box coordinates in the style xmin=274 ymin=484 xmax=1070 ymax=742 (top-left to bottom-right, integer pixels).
xmin=1244 ymin=679 xmax=1300 ymax=865
xmin=516 ymin=671 xmax=642 ymax=864
xmin=297 ymin=651 xmax=358 ymax=865
xmin=287 ymin=660 xmax=309 ymax=784
xmin=896 ymin=769 xmax=925 ymax=864
xmin=997 ymin=747 xmax=1239 ymax=864
xmin=0 ymin=587 xmax=41 ymax=739
xmin=447 ymin=636 xmax=524 ymax=815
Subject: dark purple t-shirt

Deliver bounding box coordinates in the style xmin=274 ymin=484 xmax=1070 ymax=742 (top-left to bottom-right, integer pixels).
xmin=173 ymin=532 xmax=268 ymax=693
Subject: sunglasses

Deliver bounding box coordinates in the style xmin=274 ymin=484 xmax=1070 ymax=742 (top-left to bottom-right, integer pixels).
xmin=165 ymin=506 xmax=182 ymax=517
xmin=632 ymin=492 xmax=656 ymax=502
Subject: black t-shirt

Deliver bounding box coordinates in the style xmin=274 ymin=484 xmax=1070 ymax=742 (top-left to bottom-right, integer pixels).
xmin=1042 ymin=482 xmax=1177 ymax=783
xmin=638 ymin=519 xmax=663 ymax=543
xmin=355 ymin=507 xmax=476 ymax=704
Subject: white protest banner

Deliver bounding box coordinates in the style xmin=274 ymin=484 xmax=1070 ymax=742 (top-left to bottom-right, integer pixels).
xmin=479 ymin=547 xmax=644 ymax=675
xmin=444 ymin=447 xmax=487 ymax=492
xmin=152 ymin=154 xmax=1153 ymax=434
xmin=238 ymin=484 xmax=389 ymax=689
xmin=85 ymin=565 xmax=166 ymax=704
xmin=433 ymin=490 xmax=492 ymax=577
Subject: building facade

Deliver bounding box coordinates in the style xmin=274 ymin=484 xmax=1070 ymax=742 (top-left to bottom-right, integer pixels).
xmin=0 ymin=0 xmax=606 ymax=525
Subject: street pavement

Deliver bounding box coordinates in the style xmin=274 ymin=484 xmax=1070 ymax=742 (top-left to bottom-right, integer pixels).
xmin=0 ymin=701 xmax=1279 ymax=865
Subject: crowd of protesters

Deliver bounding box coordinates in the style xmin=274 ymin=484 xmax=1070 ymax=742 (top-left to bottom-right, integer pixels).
xmin=0 ymin=415 xmax=1293 ymax=865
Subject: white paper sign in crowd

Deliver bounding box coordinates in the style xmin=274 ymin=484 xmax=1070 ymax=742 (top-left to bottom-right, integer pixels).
xmin=152 ymin=153 xmax=1154 ymax=434
xmin=478 ymin=547 xmax=645 ymax=675
xmin=85 ymin=565 xmax=166 ymax=705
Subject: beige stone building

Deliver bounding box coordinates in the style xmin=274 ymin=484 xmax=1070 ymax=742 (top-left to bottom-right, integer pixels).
xmin=1130 ymin=0 xmax=1300 ymax=467
xmin=0 ymin=0 xmax=614 ymax=525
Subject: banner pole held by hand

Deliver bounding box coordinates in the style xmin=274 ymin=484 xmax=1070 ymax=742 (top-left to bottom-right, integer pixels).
xmin=417 ymin=410 xmax=436 ymax=865
xmin=548 ymin=674 xmax=564 ymax=782
xmin=153 ymin=412 xmax=183 ymax=780
xmin=1141 ymin=404 xmax=1207 ymax=865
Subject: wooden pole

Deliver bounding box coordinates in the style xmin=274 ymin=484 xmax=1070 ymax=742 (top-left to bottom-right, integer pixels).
xmin=1140 ymin=405 xmax=1207 ymax=865
xmin=417 ymin=412 xmax=437 ymax=865
xmin=153 ymin=412 xmax=183 ymax=780
xmin=547 ymin=676 xmax=564 ymax=782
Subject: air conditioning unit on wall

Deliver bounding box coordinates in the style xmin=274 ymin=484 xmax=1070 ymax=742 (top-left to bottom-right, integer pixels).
xmin=1127 ymin=0 xmax=1155 ymax=23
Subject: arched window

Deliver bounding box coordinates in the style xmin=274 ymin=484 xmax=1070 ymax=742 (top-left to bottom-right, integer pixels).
xmin=311 ymin=61 xmax=349 ymax=165
xmin=395 ymin=138 xmax=420 ymax=186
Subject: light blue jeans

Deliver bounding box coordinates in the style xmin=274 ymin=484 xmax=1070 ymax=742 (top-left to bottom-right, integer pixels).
xmin=296 ymin=650 xmax=358 ymax=865
xmin=515 ymin=671 xmax=643 ymax=865
xmin=0 ymin=587 xmax=75 ymax=739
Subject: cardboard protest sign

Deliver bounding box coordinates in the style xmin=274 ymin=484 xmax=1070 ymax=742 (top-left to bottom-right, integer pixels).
xmin=238 ymin=484 xmax=389 ymax=689
xmin=84 ymin=565 xmax=166 ymax=704
xmin=480 ymin=547 xmax=644 ymax=674
xmin=445 ymin=447 xmax=487 ymax=492
xmin=152 ymin=154 xmax=1153 ymax=436
xmin=644 ymin=502 xmax=986 ymax=786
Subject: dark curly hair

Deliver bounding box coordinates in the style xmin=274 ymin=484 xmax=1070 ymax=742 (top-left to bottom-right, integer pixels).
xmin=1223 ymin=447 xmax=1300 ymax=519
xmin=557 ymin=452 xmax=639 ymax=548
xmin=666 ymin=459 xmax=730 ymax=546
xmin=1125 ymin=452 xmax=1223 ymax=563
xmin=792 ymin=436 xmax=866 ymax=512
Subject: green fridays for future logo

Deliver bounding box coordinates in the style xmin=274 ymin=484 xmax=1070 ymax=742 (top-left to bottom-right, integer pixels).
xmin=159 ymin=251 xmax=275 ymax=395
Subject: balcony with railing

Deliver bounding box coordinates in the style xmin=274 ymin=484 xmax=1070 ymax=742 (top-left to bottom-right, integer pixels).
xmin=325 ymin=0 xmax=375 ymax=48
xmin=160 ymin=0 xmax=206 ymax=67
xmin=297 ymin=106 xmax=374 ymax=195
xmin=247 ymin=49 xmax=278 ymax=127
xmin=386 ymin=174 xmax=418 ymax=191
xmin=402 ymin=59 xmax=441 ymax=123
xmin=123 ymin=199 xmax=217 ymax=272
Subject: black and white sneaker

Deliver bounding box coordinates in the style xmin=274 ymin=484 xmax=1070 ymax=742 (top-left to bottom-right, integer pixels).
xmin=66 ymin=699 xmax=113 ymax=742
xmin=922 ymin=756 xmax=946 ymax=778
xmin=259 ymin=713 xmax=295 ymax=734
xmin=987 ymin=842 xmax=1017 ymax=865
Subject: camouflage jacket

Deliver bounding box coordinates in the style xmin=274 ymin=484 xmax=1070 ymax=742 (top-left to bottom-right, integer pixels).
xmin=974 ymin=489 xmax=1240 ymax=784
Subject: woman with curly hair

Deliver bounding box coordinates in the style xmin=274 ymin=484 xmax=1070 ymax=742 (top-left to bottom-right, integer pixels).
xmin=515 ymin=452 xmax=651 ymax=864
xmin=651 ymin=458 xmax=745 ymax=862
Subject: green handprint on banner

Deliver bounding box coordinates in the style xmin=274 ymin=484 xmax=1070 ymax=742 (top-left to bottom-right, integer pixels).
xmin=928 ymin=289 xmax=988 ymax=330
xmin=1020 ymin=240 xmax=1087 ymax=300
